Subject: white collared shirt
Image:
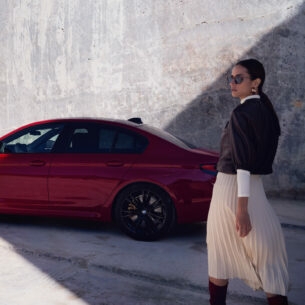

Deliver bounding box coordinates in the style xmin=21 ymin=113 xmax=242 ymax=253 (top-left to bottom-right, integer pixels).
xmin=240 ymin=94 xmax=260 ymax=104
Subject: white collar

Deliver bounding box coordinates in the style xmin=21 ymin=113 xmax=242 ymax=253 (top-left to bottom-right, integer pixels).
xmin=240 ymin=95 xmax=260 ymax=104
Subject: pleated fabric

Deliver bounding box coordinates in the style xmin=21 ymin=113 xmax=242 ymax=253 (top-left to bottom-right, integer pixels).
xmin=206 ymin=173 xmax=289 ymax=296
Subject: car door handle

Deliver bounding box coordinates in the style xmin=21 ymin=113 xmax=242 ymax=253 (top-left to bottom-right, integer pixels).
xmin=30 ymin=160 xmax=46 ymax=167
xmin=106 ymin=161 xmax=124 ymax=167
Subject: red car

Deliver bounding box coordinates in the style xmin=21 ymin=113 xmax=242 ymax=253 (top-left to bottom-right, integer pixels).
xmin=0 ymin=118 xmax=218 ymax=240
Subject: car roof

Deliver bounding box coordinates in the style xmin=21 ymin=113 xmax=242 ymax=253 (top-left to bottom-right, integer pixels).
xmin=6 ymin=117 xmax=194 ymax=149
xmin=1 ymin=117 xmax=177 ymax=141
xmin=27 ymin=117 xmax=142 ymax=126
xmin=0 ymin=118 xmax=134 ymax=138
xmin=37 ymin=118 xmax=191 ymax=148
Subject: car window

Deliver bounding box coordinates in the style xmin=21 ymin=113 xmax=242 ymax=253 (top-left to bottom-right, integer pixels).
xmin=98 ymin=129 xmax=116 ymax=152
xmin=65 ymin=125 xmax=148 ymax=154
xmin=68 ymin=128 xmax=97 ymax=153
xmin=2 ymin=124 xmax=64 ymax=153
xmin=99 ymin=128 xmax=148 ymax=153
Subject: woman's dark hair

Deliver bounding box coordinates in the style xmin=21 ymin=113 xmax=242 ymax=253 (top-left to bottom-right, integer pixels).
xmin=236 ymin=58 xmax=281 ymax=135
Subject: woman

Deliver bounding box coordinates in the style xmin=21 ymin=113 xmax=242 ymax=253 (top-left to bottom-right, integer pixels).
xmin=206 ymin=59 xmax=289 ymax=305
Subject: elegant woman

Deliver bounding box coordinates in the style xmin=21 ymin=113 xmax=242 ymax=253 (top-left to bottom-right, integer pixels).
xmin=206 ymin=59 xmax=289 ymax=305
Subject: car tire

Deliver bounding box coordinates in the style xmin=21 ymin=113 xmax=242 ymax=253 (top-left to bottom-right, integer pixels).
xmin=114 ymin=183 xmax=176 ymax=241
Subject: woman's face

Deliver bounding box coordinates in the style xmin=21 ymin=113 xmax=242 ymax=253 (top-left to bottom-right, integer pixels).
xmin=229 ymin=65 xmax=259 ymax=100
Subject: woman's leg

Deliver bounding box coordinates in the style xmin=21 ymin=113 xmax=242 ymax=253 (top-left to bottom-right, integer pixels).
xmin=266 ymin=293 xmax=288 ymax=305
xmin=209 ymin=277 xmax=228 ymax=305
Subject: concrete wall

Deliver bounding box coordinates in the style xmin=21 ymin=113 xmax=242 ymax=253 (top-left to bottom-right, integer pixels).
xmin=0 ymin=0 xmax=304 ymax=198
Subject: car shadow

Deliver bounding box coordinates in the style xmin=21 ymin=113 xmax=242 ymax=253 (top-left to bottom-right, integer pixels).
xmin=169 ymin=222 xmax=206 ymax=239
xmin=0 ymin=214 xmax=206 ymax=240
xmin=0 ymin=213 xmax=122 ymax=236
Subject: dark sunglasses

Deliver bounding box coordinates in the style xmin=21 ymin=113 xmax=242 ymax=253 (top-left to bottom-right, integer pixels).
xmin=227 ymin=75 xmax=250 ymax=85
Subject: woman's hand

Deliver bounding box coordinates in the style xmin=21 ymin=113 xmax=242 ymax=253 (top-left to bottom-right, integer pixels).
xmin=236 ymin=197 xmax=252 ymax=237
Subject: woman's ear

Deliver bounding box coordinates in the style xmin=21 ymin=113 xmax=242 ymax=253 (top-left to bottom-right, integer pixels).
xmin=253 ymin=78 xmax=261 ymax=88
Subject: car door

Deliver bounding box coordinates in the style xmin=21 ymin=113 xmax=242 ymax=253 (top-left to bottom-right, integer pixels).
xmin=48 ymin=123 xmax=147 ymax=217
xmin=0 ymin=123 xmax=64 ymax=212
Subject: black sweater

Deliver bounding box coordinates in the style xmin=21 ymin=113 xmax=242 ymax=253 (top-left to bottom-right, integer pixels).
xmin=216 ymin=98 xmax=280 ymax=175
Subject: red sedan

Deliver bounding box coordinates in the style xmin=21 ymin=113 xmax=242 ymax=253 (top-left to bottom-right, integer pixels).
xmin=0 ymin=118 xmax=218 ymax=240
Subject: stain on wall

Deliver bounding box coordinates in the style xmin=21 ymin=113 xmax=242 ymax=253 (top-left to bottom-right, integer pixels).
xmin=0 ymin=0 xmax=304 ymax=197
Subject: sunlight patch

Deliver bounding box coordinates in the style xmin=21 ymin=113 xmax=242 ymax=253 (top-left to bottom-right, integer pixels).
xmin=0 ymin=238 xmax=89 ymax=305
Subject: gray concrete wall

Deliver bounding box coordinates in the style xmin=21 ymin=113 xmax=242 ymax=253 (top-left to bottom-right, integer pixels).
xmin=0 ymin=0 xmax=304 ymax=198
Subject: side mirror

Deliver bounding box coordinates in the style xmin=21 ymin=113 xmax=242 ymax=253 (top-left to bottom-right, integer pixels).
xmin=0 ymin=141 xmax=10 ymax=153
xmin=0 ymin=141 xmax=4 ymax=153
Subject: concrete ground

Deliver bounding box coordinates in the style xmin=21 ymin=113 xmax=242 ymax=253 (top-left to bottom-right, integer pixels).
xmin=0 ymin=198 xmax=304 ymax=305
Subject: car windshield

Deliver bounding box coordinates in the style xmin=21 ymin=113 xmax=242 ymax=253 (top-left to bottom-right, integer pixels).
xmin=138 ymin=125 xmax=197 ymax=149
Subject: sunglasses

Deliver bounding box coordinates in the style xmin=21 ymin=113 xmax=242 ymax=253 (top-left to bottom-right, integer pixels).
xmin=227 ymin=75 xmax=250 ymax=85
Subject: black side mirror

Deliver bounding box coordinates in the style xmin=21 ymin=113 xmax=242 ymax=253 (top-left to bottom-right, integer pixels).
xmin=0 ymin=141 xmax=4 ymax=153
xmin=0 ymin=141 xmax=10 ymax=153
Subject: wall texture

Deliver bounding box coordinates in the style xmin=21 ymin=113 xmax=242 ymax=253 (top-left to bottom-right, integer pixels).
xmin=0 ymin=0 xmax=304 ymax=198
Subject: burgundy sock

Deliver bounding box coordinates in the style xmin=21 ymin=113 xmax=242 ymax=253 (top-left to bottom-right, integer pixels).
xmin=209 ymin=280 xmax=228 ymax=305
xmin=267 ymin=295 xmax=288 ymax=305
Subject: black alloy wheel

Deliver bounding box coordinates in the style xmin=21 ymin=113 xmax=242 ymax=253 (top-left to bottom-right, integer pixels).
xmin=114 ymin=183 xmax=175 ymax=241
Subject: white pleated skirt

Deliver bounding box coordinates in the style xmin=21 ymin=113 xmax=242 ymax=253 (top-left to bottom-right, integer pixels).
xmin=206 ymin=173 xmax=289 ymax=295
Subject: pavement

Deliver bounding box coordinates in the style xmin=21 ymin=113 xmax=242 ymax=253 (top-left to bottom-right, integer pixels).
xmin=269 ymin=197 xmax=305 ymax=228
xmin=268 ymin=198 xmax=305 ymax=305
xmin=0 ymin=197 xmax=304 ymax=305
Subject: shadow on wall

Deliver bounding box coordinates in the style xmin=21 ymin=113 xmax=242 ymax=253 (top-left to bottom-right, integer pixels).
xmin=165 ymin=3 xmax=305 ymax=199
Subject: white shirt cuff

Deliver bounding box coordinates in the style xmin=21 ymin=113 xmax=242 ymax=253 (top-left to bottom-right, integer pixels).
xmin=237 ymin=169 xmax=250 ymax=197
